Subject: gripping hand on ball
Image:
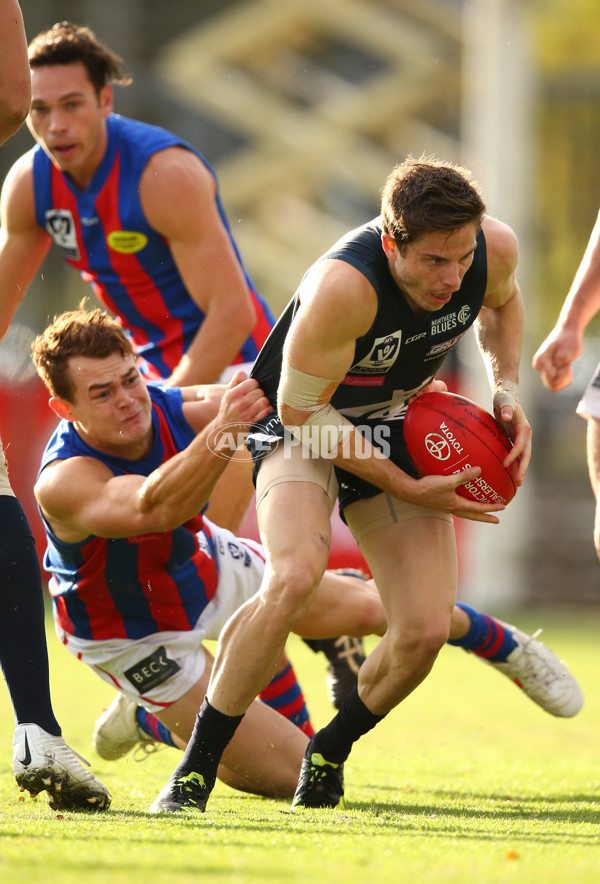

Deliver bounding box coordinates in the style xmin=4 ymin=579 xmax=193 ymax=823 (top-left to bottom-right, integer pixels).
xmin=492 ymin=381 xmax=531 ymax=485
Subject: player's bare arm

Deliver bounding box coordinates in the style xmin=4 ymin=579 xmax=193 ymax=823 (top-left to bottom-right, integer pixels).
xmin=279 ymin=261 xmax=504 ymax=523
xmin=139 ymin=372 xmax=269 ymax=513
xmin=36 ymin=373 xmax=269 ymax=542
xmin=0 ymin=155 xmax=51 ymax=340
xmin=533 ymin=209 xmax=600 ymax=392
xmin=140 ymin=148 xmax=257 ymax=387
xmin=476 ymin=216 xmax=531 ymax=483
xmin=0 ymin=0 xmax=30 ymax=145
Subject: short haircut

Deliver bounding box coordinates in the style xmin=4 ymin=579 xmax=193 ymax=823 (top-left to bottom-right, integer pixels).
xmin=28 ymin=21 xmax=131 ymax=95
xmin=32 ymin=302 xmax=134 ymax=401
xmin=380 ymin=155 xmax=486 ymax=249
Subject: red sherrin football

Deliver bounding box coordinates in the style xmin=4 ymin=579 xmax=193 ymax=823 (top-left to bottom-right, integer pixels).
xmin=403 ymin=391 xmax=517 ymax=505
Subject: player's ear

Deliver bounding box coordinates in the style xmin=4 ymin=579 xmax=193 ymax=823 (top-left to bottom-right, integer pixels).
xmin=48 ymin=397 xmax=76 ymax=422
xmin=99 ymin=84 xmax=113 ymax=117
xmin=381 ymin=232 xmax=397 ymax=258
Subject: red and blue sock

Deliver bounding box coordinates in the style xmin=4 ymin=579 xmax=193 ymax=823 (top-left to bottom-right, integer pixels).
xmin=448 ymin=602 xmax=518 ymax=662
xmin=134 ymin=707 xmax=177 ymax=747
xmin=259 ymin=662 xmax=314 ymax=736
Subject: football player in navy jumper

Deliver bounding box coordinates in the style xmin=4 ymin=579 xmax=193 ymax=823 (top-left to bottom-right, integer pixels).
xmin=150 ymin=157 xmax=579 ymax=815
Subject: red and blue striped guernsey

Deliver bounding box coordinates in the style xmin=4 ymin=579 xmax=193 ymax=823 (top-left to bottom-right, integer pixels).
xmin=39 ymin=385 xmax=219 ymax=641
xmin=31 ymin=114 xmax=274 ymax=380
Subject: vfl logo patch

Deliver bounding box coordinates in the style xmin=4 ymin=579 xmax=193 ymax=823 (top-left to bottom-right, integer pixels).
xmin=347 ymin=330 xmax=402 ymax=376
xmin=45 ymin=209 xmax=80 ymax=259
xmin=107 ymin=231 xmax=148 ymax=253
xmin=123 ymin=646 xmax=181 ymax=692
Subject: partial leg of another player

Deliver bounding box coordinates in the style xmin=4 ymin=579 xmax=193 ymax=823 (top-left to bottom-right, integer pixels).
xmin=448 ymin=602 xmax=583 ymax=717
xmin=586 ymin=417 xmax=600 ymax=563
xmin=0 ymin=490 xmax=110 ymax=811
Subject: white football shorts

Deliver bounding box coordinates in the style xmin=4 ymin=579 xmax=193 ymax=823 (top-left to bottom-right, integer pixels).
xmin=577 ymin=361 xmax=600 ymax=420
xmin=55 ymin=521 xmax=265 ymax=711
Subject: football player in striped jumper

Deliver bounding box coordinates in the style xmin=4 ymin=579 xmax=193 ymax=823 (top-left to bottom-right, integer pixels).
xmin=31 ymin=306 xmax=389 ymax=801
xmin=0 ymin=20 xmax=365 ymax=729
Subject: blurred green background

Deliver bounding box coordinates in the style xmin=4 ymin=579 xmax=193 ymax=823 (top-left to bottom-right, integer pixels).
xmin=2 ymin=0 xmax=599 ymax=609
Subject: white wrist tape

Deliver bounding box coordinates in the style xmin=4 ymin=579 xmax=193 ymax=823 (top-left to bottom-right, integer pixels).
xmin=278 ymin=364 xmax=354 ymax=458
xmin=493 ymin=379 xmax=519 ymax=413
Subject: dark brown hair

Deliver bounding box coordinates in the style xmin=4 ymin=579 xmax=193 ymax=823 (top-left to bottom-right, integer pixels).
xmin=32 ymin=301 xmax=134 ymax=400
xmin=28 ymin=21 xmax=131 ymax=95
xmin=380 ymin=155 xmax=486 ymax=248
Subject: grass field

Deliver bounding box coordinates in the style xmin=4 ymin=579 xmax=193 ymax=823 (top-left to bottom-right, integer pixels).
xmin=1 ymin=604 xmax=600 ymax=883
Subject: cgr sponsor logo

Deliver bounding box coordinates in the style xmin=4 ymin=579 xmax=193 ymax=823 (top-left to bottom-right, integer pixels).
xmin=405 ymin=332 xmax=427 ymax=344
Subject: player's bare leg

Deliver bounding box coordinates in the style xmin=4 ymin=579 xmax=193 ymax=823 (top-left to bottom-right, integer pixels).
xmin=205 ymin=447 xmax=254 ymax=533
xmin=586 ymin=417 xmax=600 ymax=562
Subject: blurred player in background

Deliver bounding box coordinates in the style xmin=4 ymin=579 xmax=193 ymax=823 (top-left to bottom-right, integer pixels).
xmin=0 ymin=0 xmax=109 ymax=811
xmin=0 ymin=19 xmax=275 ymax=531
xmin=533 ymin=210 xmax=600 ymax=562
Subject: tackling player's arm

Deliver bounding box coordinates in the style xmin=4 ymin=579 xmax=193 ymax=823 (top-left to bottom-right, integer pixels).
xmin=35 ymin=373 xmax=269 ymax=543
xmin=0 ymin=155 xmax=52 ymax=341
xmin=139 ymin=147 xmax=257 ymax=388
xmin=278 ymin=260 xmax=504 ymax=523
xmin=476 ymin=216 xmax=531 ymax=483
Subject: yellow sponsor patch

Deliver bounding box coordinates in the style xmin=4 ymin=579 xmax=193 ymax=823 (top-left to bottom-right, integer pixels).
xmin=107 ymin=231 xmax=148 ymax=254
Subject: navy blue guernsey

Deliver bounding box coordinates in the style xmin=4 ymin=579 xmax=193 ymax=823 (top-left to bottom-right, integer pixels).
xmin=250 ymin=217 xmax=488 ymax=500
xmin=252 ymin=217 xmax=486 ymax=418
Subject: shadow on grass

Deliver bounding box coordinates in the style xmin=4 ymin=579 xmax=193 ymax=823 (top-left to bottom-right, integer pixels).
xmin=4 ymin=785 xmax=600 ymax=850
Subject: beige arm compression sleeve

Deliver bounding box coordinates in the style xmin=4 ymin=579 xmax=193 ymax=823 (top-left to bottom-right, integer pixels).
xmin=278 ymin=364 xmax=355 ymax=458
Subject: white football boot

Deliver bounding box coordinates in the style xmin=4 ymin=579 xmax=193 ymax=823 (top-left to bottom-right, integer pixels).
xmin=483 ymin=622 xmax=583 ymax=717
xmin=13 ymin=723 xmax=111 ymax=810
xmin=93 ymin=692 xmax=159 ymax=761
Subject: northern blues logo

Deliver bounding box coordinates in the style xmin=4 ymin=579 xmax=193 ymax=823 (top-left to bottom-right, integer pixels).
xmin=458 ymin=305 xmax=471 ymax=325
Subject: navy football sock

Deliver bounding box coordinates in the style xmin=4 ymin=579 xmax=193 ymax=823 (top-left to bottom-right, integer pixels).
xmin=0 ymin=496 xmax=60 ymax=734
xmin=172 ymin=697 xmax=243 ymax=792
xmin=308 ymin=686 xmax=384 ymax=765
xmin=449 ymin=601 xmax=518 ymax=662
